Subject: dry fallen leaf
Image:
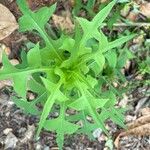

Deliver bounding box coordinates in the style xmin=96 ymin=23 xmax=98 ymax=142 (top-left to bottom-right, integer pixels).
xmin=127 ymin=115 xmax=150 ymax=129
xmin=0 ymin=4 xmax=18 ymax=40
xmin=127 ymin=11 xmax=138 ymax=21
xmin=140 ymin=2 xmax=150 ymax=18
xmin=114 ymin=114 xmax=150 ymax=149
xmin=101 ymin=0 xmax=108 ymax=3
xmin=140 ymin=107 xmax=150 ymax=116
xmin=52 ymin=14 xmax=74 ymax=33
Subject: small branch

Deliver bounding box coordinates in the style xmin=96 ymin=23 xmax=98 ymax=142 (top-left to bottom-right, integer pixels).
xmin=102 ymin=22 xmax=150 ymax=27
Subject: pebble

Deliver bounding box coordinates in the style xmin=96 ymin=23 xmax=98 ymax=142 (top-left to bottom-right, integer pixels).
xmin=4 ymin=132 xmax=18 ymax=149
xmin=35 ymin=142 xmax=43 ymax=150
xmin=3 ymin=128 xmax=13 ymax=135
xmin=21 ymin=125 xmax=35 ymax=143
xmin=92 ymin=128 xmax=102 ymax=138
xmin=44 ymin=146 xmax=50 ymax=150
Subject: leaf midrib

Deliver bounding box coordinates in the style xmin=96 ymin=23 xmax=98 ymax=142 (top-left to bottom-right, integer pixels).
xmin=0 ymin=67 xmax=51 ymax=79
xmin=25 ymin=12 xmax=62 ymax=62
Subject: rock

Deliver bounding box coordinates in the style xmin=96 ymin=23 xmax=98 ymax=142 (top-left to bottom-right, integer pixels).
xmin=35 ymin=142 xmax=43 ymax=150
xmin=92 ymin=128 xmax=102 ymax=138
xmin=44 ymin=146 xmax=50 ymax=150
xmin=10 ymin=59 xmax=19 ymax=65
xmin=20 ymin=125 xmax=35 ymax=143
xmin=3 ymin=128 xmax=12 ymax=135
xmin=4 ymin=132 xmax=18 ymax=149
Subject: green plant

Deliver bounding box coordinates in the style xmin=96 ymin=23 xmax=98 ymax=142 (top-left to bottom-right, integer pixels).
xmin=72 ymin=0 xmax=96 ymax=17
xmin=72 ymin=0 xmax=129 ymax=28
xmin=138 ymin=39 xmax=150 ymax=75
xmin=0 ymin=0 xmax=135 ymax=149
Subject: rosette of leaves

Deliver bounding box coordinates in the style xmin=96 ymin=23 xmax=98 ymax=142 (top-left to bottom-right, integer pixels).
xmin=0 ymin=0 xmax=135 ymax=149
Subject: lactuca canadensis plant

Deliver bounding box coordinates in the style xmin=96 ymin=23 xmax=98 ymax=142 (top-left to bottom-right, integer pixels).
xmin=0 ymin=0 xmax=135 ymax=149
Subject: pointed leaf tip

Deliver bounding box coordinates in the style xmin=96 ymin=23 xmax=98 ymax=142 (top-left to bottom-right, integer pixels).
xmin=17 ymin=0 xmax=30 ymax=14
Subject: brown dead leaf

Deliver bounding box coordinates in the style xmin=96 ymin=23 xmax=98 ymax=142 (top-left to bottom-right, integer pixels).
xmin=127 ymin=11 xmax=138 ymax=21
xmin=127 ymin=115 xmax=150 ymax=129
xmin=0 ymin=4 xmax=18 ymax=40
xmin=52 ymin=14 xmax=74 ymax=33
xmin=100 ymin=0 xmax=108 ymax=3
xmin=140 ymin=107 xmax=150 ymax=116
xmin=140 ymin=2 xmax=150 ymax=18
xmin=114 ymin=114 xmax=150 ymax=149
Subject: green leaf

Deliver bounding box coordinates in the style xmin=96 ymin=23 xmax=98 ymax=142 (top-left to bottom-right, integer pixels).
xmin=76 ymin=0 xmax=116 ymax=49
xmin=78 ymin=112 xmax=98 ymax=140
xmin=98 ymin=31 xmax=109 ymax=50
xmin=86 ymin=0 xmax=96 ymax=10
xmin=99 ymin=107 xmax=125 ymax=128
xmin=16 ymin=50 xmax=28 ymax=69
xmin=92 ymin=0 xmax=116 ymax=28
xmin=44 ymin=104 xmax=79 ymax=149
xmin=105 ymin=50 xmax=117 ymax=68
xmin=28 ymin=78 xmax=45 ymax=96
xmin=45 ymin=117 xmax=78 ymax=133
xmin=102 ymin=91 xmax=116 ymax=108
xmin=13 ymin=97 xmax=41 ymax=115
xmin=69 ymin=91 xmax=108 ymax=110
xmin=68 ymin=81 xmax=108 ymax=134
xmin=17 ymin=0 xmax=62 ymax=62
xmin=93 ymin=52 xmax=105 ymax=73
xmin=109 ymin=107 xmax=126 ymax=128
xmin=17 ymin=0 xmax=56 ymax=32
xmin=36 ymin=77 xmax=68 ymax=138
xmin=103 ymin=34 xmax=136 ymax=52
xmin=72 ymin=0 xmax=82 ymax=16
xmin=81 ymin=51 xmax=105 ymax=75
xmin=0 ymin=52 xmax=49 ymax=98
xmin=27 ymin=43 xmax=41 ymax=67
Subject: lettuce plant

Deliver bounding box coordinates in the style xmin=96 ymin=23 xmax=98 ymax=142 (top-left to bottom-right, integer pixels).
xmin=0 ymin=0 xmax=135 ymax=149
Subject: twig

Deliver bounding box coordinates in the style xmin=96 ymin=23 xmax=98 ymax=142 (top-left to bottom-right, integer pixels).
xmin=102 ymin=22 xmax=150 ymax=27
